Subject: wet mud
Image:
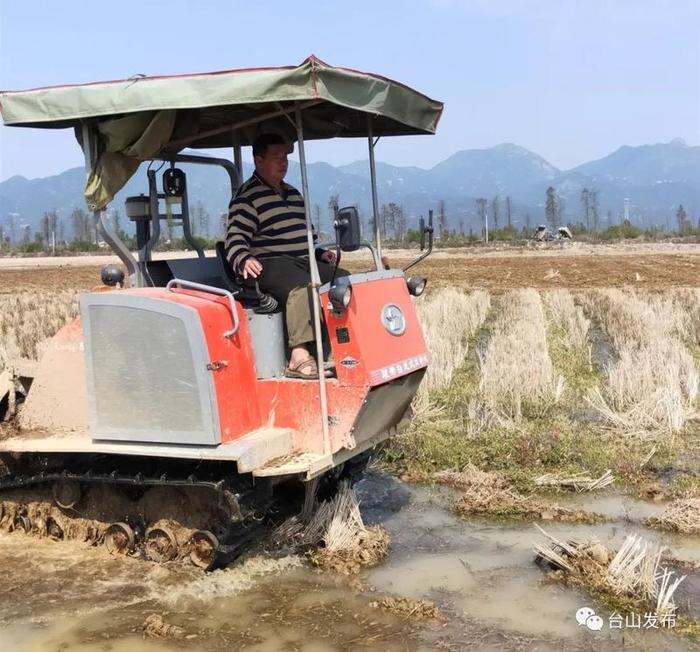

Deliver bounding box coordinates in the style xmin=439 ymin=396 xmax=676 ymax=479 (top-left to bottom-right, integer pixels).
xmin=0 ymin=472 xmax=698 ymax=651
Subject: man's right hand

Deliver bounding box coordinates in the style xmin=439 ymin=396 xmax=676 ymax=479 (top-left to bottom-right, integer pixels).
xmin=241 ymin=257 xmax=263 ymax=279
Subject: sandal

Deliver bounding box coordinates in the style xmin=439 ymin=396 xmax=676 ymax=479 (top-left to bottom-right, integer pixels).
xmin=285 ymin=357 xmax=332 ymax=380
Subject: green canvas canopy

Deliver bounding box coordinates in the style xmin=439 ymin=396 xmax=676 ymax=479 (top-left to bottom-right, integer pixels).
xmin=1 ymin=56 xmax=443 ymax=209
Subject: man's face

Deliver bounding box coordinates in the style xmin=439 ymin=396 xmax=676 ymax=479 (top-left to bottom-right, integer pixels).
xmin=255 ymin=144 xmax=289 ymax=187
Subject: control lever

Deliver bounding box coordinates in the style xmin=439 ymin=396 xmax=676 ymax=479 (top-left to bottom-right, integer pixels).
xmin=253 ymin=280 xmax=279 ymax=314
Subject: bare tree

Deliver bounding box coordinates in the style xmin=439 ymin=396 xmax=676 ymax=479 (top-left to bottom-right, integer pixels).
xmin=490 ymin=195 xmax=500 ymax=230
xmin=580 ymin=188 xmax=590 ymax=230
xmin=505 ymin=196 xmax=513 ymax=228
xmin=476 ymin=198 xmax=488 ymax=241
xmin=437 ymin=200 xmax=448 ymax=239
xmin=328 ymin=194 xmax=339 ymax=234
xmin=589 ymin=189 xmax=599 ymax=233
xmin=379 ymin=203 xmax=389 ymax=240
xmin=392 ymin=203 xmax=406 ymax=242
xmin=191 ymin=201 xmax=210 ymax=239
xmin=676 ymin=205 xmax=689 ymax=233
xmin=71 ymin=208 xmax=89 ymax=241
xmin=545 ymin=187 xmax=558 ymax=228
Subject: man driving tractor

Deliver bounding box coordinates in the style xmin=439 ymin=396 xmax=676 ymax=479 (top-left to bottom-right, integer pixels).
xmin=225 ymin=133 xmax=347 ymax=380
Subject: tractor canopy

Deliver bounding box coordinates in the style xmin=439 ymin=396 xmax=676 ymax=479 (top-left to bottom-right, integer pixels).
xmin=0 ymin=55 xmax=444 ymax=209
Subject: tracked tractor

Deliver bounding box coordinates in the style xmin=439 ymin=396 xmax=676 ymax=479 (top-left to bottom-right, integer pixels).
xmin=0 ymin=56 xmax=442 ymax=569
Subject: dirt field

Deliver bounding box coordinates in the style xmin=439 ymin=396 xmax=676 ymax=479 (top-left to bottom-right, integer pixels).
xmin=1 ymin=243 xmax=699 ymax=292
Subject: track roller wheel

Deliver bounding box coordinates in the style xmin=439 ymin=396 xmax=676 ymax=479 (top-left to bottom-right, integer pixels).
xmin=46 ymin=517 xmax=64 ymax=541
xmin=189 ymin=530 xmax=219 ymax=570
xmin=15 ymin=512 xmax=30 ymax=533
xmin=145 ymin=526 xmax=178 ymax=563
xmin=105 ymin=522 xmax=135 ymax=555
xmin=52 ymin=480 xmax=82 ymax=509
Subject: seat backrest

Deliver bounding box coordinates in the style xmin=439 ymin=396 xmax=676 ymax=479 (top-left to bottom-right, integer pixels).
xmin=146 ymin=257 xmax=229 ymax=289
xmin=215 ymin=241 xmax=241 ymax=289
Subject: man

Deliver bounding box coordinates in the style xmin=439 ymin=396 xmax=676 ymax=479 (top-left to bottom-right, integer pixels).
xmin=225 ymin=133 xmax=347 ymax=379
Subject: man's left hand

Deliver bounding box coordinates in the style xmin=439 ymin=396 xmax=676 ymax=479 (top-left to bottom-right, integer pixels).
xmin=319 ymin=249 xmax=337 ymax=265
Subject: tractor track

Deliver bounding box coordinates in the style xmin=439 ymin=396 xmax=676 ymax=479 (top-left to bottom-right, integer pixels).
xmin=0 ymin=455 xmax=275 ymax=571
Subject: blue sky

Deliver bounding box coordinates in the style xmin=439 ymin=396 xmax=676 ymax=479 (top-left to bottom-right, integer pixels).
xmin=1 ymin=0 xmax=698 ymax=181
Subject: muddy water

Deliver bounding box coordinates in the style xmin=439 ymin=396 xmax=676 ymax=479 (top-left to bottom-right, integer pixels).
xmin=0 ymin=473 xmax=698 ymax=651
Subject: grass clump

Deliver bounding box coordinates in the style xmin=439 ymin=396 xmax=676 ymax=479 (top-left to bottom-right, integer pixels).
xmin=646 ymin=498 xmax=700 ymax=535
xmin=437 ymin=464 xmax=604 ymax=523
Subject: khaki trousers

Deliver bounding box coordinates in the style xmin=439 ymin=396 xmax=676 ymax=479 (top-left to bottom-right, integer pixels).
xmin=258 ymin=255 xmax=350 ymax=348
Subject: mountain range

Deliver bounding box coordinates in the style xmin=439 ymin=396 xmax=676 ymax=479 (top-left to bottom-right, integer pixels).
xmin=1 ymin=139 xmax=698 ymax=239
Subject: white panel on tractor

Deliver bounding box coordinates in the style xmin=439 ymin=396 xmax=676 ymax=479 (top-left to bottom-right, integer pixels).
xmin=80 ymin=293 xmax=221 ymax=445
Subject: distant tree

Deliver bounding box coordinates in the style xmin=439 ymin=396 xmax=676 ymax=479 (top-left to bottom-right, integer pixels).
xmin=437 ymin=199 xmax=448 ymax=239
xmin=113 ymin=209 xmax=123 ymax=238
xmin=71 ymin=208 xmax=89 ymax=241
xmin=490 ymin=195 xmax=500 ymax=229
xmin=41 ymin=212 xmax=51 ymax=245
xmin=676 ymin=204 xmax=689 ymax=233
xmin=505 ymin=196 xmax=513 ymax=228
xmin=580 ymin=188 xmax=590 ymax=230
xmin=392 ymin=203 xmax=406 ymax=241
xmin=589 ymin=189 xmax=600 ymax=232
xmin=545 ymin=187 xmax=559 ymax=228
xmin=191 ymin=201 xmax=210 ymax=239
xmin=313 ymin=204 xmax=322 ymax=233
xmin=328 ymin=194 xmax=339 ymax=233
xmin=606 ymin=209 xmax=613 ymax=227
xmin=379 ymin=203 xmax=389 ymax=240
xmin=476 ymin=198 xmax=488 ymax=240
xmin=557 ymin=196 xmax=566 ymax=227
xmin=7 ymin=213 xmax=16 ymax=243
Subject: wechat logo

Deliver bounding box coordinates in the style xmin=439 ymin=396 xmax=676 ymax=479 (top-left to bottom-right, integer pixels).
xmin=576 ymin=607 xmax=604 ymax=631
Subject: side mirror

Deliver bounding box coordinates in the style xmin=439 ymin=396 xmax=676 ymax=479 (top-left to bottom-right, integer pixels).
xmin=335 ymin=206 xmax=362 ymax=252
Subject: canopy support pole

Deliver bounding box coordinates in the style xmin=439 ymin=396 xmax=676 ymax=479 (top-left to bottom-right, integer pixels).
xmin=233 ymin=145 xmax=243 ymax=190
xmin=81 ymin=123 xmax=140 ymax=285
xmin=367 ymin=115 xmax=382 ymax=265
xmin=294 ymin=103 xmax=331 ymax=459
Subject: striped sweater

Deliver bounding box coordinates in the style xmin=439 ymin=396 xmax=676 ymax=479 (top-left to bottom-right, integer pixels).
xmin=225 ymin=172 xmax=316 ymax=272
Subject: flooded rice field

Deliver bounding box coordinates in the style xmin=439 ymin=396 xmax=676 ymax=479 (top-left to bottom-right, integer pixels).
xmin=1 ymin=472 xmax=698 ymax=651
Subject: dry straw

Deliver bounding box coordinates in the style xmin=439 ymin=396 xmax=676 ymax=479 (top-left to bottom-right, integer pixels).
xmin=413 ymin=288 xmax=490 ymax=414
xmin=534 ymin=525 xmax=686 ymax=618
xmin=581 ymin=289 xmax=699 ymax=435
xmin=542 ymin=289 xmax=591 ymax=350
xmin=477 ymin=289 xmax=565 ymax=425
xmin=0 ymin=290 xmax=79 ymax=369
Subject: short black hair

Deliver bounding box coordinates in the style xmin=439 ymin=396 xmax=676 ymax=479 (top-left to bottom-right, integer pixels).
xmin=252 ymin=133 xmax=288 ymax=158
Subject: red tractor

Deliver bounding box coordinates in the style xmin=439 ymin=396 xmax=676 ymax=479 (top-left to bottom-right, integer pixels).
xmin=0 ymin=56 xmax=442 ymax=568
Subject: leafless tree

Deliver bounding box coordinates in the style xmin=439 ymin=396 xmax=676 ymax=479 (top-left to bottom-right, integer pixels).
xmin=476 ymin=198 xmax=488 ymax=240
xmin=437 ymin=200 xmax=448 ymax=239
xmin=581 ymin=188 xmax=590 ymax=230
xmin=589 ymin=189 xmax=599 ymax=232
xmin=491 ymin=195 xmax=500 ymax=229
xmin=545 ymin=187 xmax=558 ymax=228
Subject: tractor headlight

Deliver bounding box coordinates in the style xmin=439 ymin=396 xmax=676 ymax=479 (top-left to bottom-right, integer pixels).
xmin=407 ymin=276 xmax=427 ymax=297
xmin=329 ymin=282 xmax=352 ymax=311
